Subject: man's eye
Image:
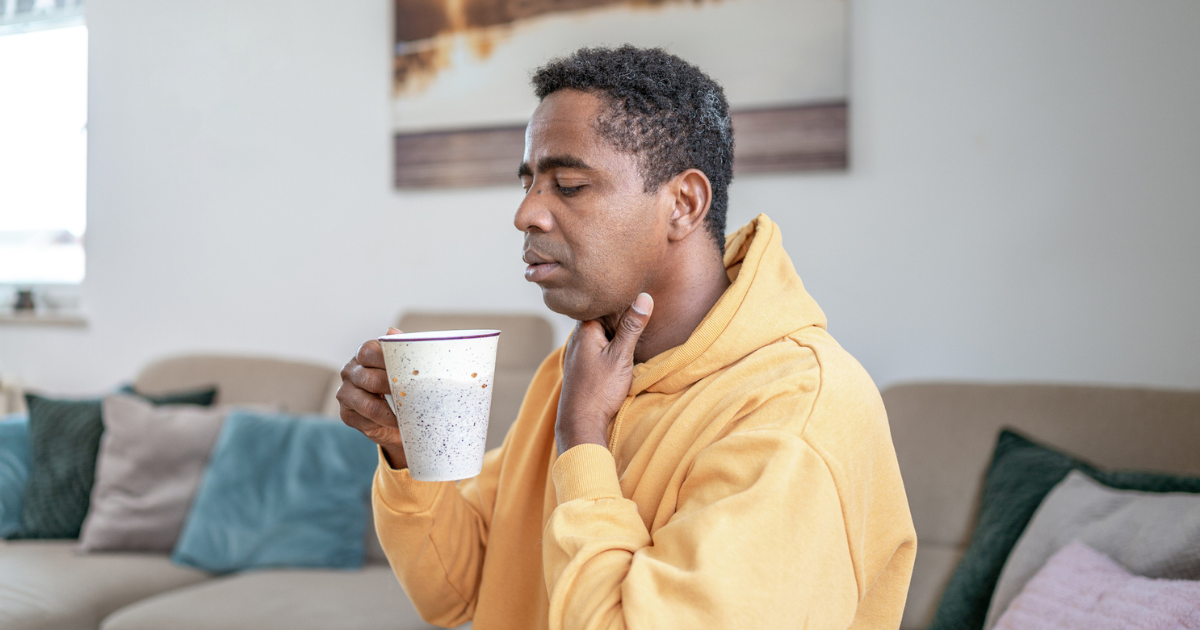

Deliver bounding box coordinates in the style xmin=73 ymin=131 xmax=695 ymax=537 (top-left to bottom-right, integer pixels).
xmin=558 ymin=185 xmax=582 ymax=197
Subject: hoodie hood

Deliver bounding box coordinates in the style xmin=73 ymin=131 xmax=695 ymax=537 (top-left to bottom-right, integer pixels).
xmin=630 ymin=214 xmax=827 ymax=396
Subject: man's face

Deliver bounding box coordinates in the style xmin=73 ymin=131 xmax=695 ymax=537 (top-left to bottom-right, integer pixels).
xmin=516 ymin=90 xmax=671 ymax=323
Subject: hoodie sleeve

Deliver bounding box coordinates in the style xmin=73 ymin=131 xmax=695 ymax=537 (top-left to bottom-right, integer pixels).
xmin=372 ymin=437 xmax=502 ymax=627
xmin=372 ymin=345 xmax=567 ymax=628
xmin=543 ymin=412 xmax=862 ymax=630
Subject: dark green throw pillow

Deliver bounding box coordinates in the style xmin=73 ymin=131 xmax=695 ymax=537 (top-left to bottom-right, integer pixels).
xmin=928 ymin=429 xmax=1200 ymax=630
xmin=14 ymin=386 xmax=217 ymax=540
xmin=115 ymin=384 xmax=218 ymax=407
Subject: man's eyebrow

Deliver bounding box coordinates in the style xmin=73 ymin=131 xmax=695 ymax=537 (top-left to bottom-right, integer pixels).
xmin=517 ymin=155 xmax=594 ymax=179
xmin=538 ymin=155 xmax=593 ymax=172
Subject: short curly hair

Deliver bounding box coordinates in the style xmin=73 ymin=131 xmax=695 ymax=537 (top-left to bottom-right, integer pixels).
xmin=531 ymin=45 xmax=734 ymax=252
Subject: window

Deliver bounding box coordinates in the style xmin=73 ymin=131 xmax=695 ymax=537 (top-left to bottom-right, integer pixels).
xmin=0 ymin=1 xmax=87 ymax=286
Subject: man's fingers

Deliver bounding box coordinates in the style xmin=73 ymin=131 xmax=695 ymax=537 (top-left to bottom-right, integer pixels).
xmin=344 ymin=359 xmax=390 ymax=396
xmin=336 ymin=379 xmax=397 ymax=427
xmin=608 ymin=292 xmax=653 ymax=361
xmin=355 ymin=328 xmax=403 ymax=388
xmin=338 ymin=329 xmax=410 ymax=448
xmin=340 ymin=406 xmax=394 ymax=433
xmin=573 ymin=320 xmax=607 ymax=344
xmin=340 ymin=407 xmax=402 ymax=446
xmin=357 ymin=338 xmax=386 ymax=369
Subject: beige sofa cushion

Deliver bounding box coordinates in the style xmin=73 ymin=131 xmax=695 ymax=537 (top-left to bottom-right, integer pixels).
xmin=133 ymin=355 xmax=338 ymax=414
xmin=99 ymin=566 xmax=450 ymax=630
xmin=0 ymin=540 xmax=209 ymax=630
xmin=885 ymin=382 xmax=1200 ymax=630
xmin=320 ymin=373 xmax=344 ymax=419
xmin=903 ymin=544 xmax=963 ymax=630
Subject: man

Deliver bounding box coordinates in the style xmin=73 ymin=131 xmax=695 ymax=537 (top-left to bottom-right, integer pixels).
xmin=338 ymin=46 xmax=916 ymax=629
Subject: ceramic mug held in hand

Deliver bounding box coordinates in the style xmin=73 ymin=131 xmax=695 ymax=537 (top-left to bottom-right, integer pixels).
xmin=378 ymin=330 xmax=499 ymax=481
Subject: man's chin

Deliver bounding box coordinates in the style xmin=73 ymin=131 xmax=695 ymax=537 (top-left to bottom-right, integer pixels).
xmin=539 ymin=287 xmax=607 ymax=322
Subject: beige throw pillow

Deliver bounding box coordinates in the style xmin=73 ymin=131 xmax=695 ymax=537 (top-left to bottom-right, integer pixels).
xmin=79 ymin=395 xmax=227 ymax=552
xmin=984 ymin=470 xmax=1200 ymax=629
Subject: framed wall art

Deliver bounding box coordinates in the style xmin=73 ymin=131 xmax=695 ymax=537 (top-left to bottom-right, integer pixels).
xmin=392 ymin=0 xmax=848 ymax=188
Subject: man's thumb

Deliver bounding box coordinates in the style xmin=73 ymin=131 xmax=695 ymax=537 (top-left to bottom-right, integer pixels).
xmin=611 ymin=293 xmax=653 ymax=358
xmin=386 ymin=327 xmax=402 ymax=335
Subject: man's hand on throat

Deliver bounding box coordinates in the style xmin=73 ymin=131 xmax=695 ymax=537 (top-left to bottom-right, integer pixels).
xmin=556 ymin=293 xmax=654 ymax=456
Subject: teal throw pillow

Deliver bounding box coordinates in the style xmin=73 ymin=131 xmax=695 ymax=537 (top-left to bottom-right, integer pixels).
xmin=14 ymin=386 xmax=217 ymax=540
xmin=172 ymin=410 xmax=378 ymax=573
xmin=0 ymin=413 xmax=31 ymax=538
xmin=928 ymin=429 xmax=1200 ymax=630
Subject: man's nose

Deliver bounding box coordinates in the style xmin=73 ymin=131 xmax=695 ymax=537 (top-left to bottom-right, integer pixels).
xmin=514 ymin=186 xmax=554 ymax=234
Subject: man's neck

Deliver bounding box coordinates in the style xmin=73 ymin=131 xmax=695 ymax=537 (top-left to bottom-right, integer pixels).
xmin=626 ymin=248 xmax=731 ymax=365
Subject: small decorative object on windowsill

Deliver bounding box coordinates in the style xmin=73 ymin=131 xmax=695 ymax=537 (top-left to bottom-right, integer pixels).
xmin=14 ymin=289 xmax=35 ymax=312
xmin=1 ymin=288 xmax=87 ymax=327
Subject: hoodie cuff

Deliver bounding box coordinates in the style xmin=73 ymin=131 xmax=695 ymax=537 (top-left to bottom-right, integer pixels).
xmin=373 ymin=446 xmax=447 ymax=514
xmin=552 ymin=444 xmax=623 ymax=504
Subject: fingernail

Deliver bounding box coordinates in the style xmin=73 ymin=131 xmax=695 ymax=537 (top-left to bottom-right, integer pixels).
xmin=632 ymin=292 xmax=652 ymax=315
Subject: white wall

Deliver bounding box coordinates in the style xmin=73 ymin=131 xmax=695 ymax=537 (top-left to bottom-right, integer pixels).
xmin=2 ymin=0 xmax=1198 ymax=396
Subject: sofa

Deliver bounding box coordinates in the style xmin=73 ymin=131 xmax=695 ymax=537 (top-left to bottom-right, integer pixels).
xmin=886 ymin=382 xmax=1200 ymax=629
xmin=0 ymin=312 xmax=553 ymax=630
xmin=5 ymin=313 xmax=1197 ymax=628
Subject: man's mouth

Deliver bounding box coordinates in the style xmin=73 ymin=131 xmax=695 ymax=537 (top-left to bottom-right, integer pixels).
xmin=522 ymin=250 xmax=560 ymax=283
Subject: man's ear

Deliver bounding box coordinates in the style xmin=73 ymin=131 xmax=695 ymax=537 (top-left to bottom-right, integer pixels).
xmin=666 ymin=169 xmax=712 ymax=243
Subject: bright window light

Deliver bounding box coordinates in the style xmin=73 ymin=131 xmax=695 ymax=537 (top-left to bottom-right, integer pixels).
xmin=0 ymin=24 xmax=88 ymax=285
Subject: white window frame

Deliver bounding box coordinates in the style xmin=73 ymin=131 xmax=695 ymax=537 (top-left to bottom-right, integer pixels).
xmin=0 ymin=0 xmax=87 ymax=324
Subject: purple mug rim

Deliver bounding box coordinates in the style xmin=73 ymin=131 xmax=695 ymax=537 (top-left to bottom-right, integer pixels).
xmin=378 ymin=329 xmax=501 ymax=343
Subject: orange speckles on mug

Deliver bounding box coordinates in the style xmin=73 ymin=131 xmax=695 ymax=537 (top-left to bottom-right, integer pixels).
xmin=471 ymin=373 xmax=477 ymax=378
xmin=400 ymin=392 xmax=406 ymax=397
xmin=412 ymin=370 xmax=419 ymax=375
xmin=482 ymin=384 xmax=487 ymax=388
xmin=392 ymin=377 xmax=398 ymax=383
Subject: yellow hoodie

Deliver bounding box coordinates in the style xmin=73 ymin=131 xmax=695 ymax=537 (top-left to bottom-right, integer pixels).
xmin=373 ymin=215 xmax=917 ymax=630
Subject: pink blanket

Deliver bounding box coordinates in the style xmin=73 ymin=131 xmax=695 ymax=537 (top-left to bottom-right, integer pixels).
xmin=994 ymin=541 xmax=1200 ymax=629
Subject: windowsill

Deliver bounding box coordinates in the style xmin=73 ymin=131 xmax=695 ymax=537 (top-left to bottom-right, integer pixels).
xmin=0 ymin=310 xmax=87 ymax=327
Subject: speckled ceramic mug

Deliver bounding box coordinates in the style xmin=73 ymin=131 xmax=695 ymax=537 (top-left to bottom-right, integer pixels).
xmin=378 ymin=329 xmax=500 ymax=481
